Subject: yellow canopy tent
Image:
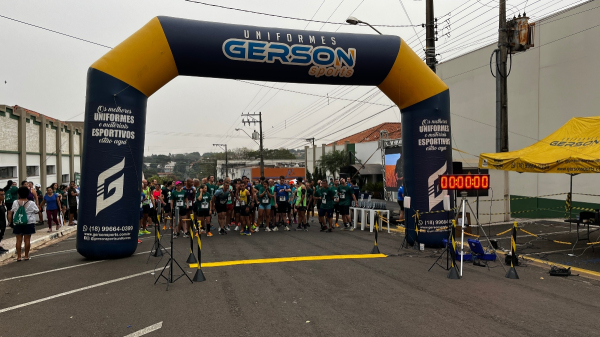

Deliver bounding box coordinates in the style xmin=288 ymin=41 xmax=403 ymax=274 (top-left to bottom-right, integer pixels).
xmin=479 ymin=117 xmax=600 ymax=221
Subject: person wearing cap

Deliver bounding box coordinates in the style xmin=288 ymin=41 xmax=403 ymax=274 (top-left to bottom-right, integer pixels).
xmin=170 ymin=181 xmax=188 ymax=239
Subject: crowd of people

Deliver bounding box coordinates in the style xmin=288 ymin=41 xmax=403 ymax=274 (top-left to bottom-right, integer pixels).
xmin=138 ymin=175 xmax=362 ymax=239
xmin=0 ymin=180 xmax=80 ymax=260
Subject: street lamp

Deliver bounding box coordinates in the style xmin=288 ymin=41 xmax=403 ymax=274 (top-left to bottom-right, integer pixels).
xmin=235 ymin=128 xmax=260 ymax=146
xmin=346 ymin=16 xmax=382 ymax=35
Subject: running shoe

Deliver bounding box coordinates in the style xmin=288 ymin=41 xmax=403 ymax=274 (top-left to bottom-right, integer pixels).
xmin=264 ymin=227 xmax=271 ymax=232
xmin=349 ymin=226 xmax=355 ymax=232
xmin=138 ymin=230 xmax=144 ymax=236
xmin=207 ymin=232 xmax=213 ymax=237
xmin=162 ymin=225 xmax=166 ymax=230
xmin=273 ymin=226 xmax=279 ymax=232
xmin=201 ymin=229 xmax=206 ymax=234
xmin=143 ymin=229 xmax=151 ymax=234
xmin=328 ymin=228 xmax=333 ymax=232
xmin=295 ymin=224 xmax=303 ymax=231
xmin=284 ymin=225 xmax=290 ymax=231
xmin=243 ymin=230 xmax=252 ymax=236
xmin=335 ymin=223 xmax=339 ymax=228
xmin=173 ymin=233 xmax=178 ymax=239
xmin=219 ymin=228 xmax=225 ymax=235
xmin=226 ymin=226 xmax=231 ymax=231
xmin=183 ymin=233 xmax=189 ymax=238
xmin=234 ymin=225 xmax=239 ymax=231
xmin=320 ymin=225 xmax=326 ymax=232
xmin=137 ymin=239 xmax=142 ymax=243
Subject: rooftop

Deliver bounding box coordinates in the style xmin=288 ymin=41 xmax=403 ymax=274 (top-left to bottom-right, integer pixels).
xmin=329 ymin=122 xmax=401 ymax=145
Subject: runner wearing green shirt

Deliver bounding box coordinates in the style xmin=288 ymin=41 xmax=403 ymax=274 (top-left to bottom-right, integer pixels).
xmin=195 ymin=184 xmax=213 ymax=237
xmin=256 ymin=181 xmax=273 ymax=231
xmin=169 ymin=181 xmax=188 ymax=239
xmin=294 ymin=177 xmax=308 ymax=231
xmin=268 ymin=179 xmax=276 ymax=230
xmin=318 ymin=180 xmax=337 ymax=232
xmin=306 ymin=182 xmax=315 ymax=224
xmin=337 ymin=178 xmax=357 ymax=231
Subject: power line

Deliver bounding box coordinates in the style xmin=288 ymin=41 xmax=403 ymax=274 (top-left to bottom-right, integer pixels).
xmin=183 ymin=0 xmax=420 ymax=27
xmin=304 ymin=0 xmax=326 ymax=30
xmin=398 ymin=0 xmax=425 ymax=51
xmin=0 ymin=14 xmax=112 ymax=49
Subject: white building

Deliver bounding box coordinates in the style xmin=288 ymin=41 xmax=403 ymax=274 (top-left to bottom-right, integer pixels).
xmin=0 ymin=105 xmax=83 ymax=188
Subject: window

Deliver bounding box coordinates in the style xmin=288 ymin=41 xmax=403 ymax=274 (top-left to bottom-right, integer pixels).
xmin=26 ymin=165 xmax=39 ymax=177
xmin=62 ymin=174 xmax=70 ymax=183
xmin=46 ymin=165 xmax=56 ymax=175
xmin=0 ymin=166 xmax=17 ymax=179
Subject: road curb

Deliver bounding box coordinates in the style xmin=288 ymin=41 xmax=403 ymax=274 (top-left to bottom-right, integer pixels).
xmin=0 ymin=226 xmax=78 ymax=262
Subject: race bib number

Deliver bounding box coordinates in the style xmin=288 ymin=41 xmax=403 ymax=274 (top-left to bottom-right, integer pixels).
xmin=240 ymin=200 xmax=245 ymax=206
xmin=262 ymin=197 xmax=269 ymax=203
xmin=322 ymin=199 xmax=327 ymax=205
xmin=340 ymin=194 xmax=345 ymax=199
xmin=236 ymin=200 xmax=240 ymax=207
xmin=227 ymin=195 xmax=232 ymax=201
xmin=176 ymin=200 xmax=183 ymax=207
xmin=188 ymin=201 xmax=193 ymax=207
xmin=201 ymin=202 xmax=209 ymax=209
xmin=220 ymin=199 xmax=227 ymax=204
xmin=279 ymin=196 xmax=286 ymax=202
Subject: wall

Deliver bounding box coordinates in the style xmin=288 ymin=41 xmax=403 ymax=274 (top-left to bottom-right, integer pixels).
xmin=437 ymin=1 xmax=600 ymax=219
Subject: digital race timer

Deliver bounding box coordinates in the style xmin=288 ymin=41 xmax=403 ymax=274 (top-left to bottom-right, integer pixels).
xmin=439 ymin=174 xmax=490 ymax=190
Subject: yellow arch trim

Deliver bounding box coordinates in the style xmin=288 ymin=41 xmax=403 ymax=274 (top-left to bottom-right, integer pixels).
xmin=378 ymin=38 xmax=448 ymax=109
xmin=91 ymin=17 xmax=178 ymax=97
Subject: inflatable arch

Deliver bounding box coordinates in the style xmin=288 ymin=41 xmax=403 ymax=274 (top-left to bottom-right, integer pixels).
xmin=78 ymin=17 xmax=453 ymax=259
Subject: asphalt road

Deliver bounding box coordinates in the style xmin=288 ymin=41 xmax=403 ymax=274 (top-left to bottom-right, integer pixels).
xmin=1 ymin=218 xmax=600 ymax=337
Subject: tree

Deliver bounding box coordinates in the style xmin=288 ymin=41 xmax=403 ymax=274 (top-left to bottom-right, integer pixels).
xmin=318 ymin=150 xmax=347 ymax=179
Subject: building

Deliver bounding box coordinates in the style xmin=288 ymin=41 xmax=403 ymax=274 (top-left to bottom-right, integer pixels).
xmin=0 ymin=105 xmax=83 ymax=189
xmin=216 ymin=159 xmax=304 ymax=180
xmin=436 ymin=0 xmax=600 ymax=220
xmin=305 ymin=122 xmax=401 ymax=184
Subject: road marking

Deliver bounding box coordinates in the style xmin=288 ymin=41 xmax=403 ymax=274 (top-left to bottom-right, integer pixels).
xmin=124 ymin=321 xmax=163 ymax=337
xmin=189 ymin=253 xmax=387 ymax=268
xmin=0 ymin=261 xmax=104 ymax=282
xmin=31 ymin=249 xmax=78 ymax=258
xmin=0 ymin=267 xmax=166 ymax=314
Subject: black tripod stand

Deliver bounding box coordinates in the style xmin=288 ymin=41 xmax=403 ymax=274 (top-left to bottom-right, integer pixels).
xmin=154 ymin=207 xmax=193 ymax=290
xmin=147 ymin=202 xmax=168 ymax=263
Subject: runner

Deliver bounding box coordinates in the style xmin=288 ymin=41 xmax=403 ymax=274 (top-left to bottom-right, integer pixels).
xmin=224 ymin=177 xmax=234 ymax=231
xmin=337 ymin=178 xmax=357 ymax=231
xmin=289 ymin=181 xmax=297 ymax=225
xmin=67 ymin=181 xmax=78 ymax=226
xmin=139 ymin=190 xmax=145 ymax=239
xmin=182 ymin=179 xmax=196 ymax=237
xmin=237 ymin=181 xmax=251 ymax=235
xmin=161 ymin=181 xmax=173 ymax=230
xmin=257 ymin=180 xmax=273 ymax=231
xmin=332 ymin=179 xmax=340 ymax=227
xmin=213 ymin=180 xmax=231 ymax=235
xmin=268 ymin=179 xmax=276 ymax=230
xmin=233 ymin=179 xmax=242 ymax=231
xmin=306 ymin=181 xmax=314 ymax=224
xmin=294 ymin=177 xmax=308 ymax=231
xmin=318 ymin=180 xmax=337 ymax=232
xmin=274 ymin=176 xmax=291 ymax=231
xmin=140 ymin=179 xmax=152 ymax=235
xmin=195 ymin=184 xmax=213 ymax=237
xmin=169 ymin=181 xmax=188 ymax=239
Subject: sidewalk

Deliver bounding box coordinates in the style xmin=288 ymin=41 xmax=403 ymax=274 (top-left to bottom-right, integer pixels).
xmin=0 ymin=223 xmax=77 ymax=262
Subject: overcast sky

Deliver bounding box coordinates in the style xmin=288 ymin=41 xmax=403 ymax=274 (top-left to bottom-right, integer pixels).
xmin=0 ymin=0 xmax=584 ymax=155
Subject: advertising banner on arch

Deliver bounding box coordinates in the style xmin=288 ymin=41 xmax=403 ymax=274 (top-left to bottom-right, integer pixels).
xmin=384 ymin=139 xmax=403 ymax=193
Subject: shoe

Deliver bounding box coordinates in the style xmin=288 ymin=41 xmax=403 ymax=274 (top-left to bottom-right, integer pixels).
xmin=173 ymin=234 xmax=178 ymax=239
xmin=234 ymin=226 xmax=239 ymax=231
xmin=201 ymin=229 xmax=206 ymax=234
xmin=226 ymin=226 xmax=231 ymax=231
xmin=219 ymin=228 xmax=225 ymax=235
xmin=273 ymin=226 xmax=279 ymax=232
xmin=320 ymin=225 xmax=326 ymax=232
xmin=137 ymin=239 xmax=142 ymax=243
xmin=304 ymin=224 xmax=309 ymax=231
xmin=138 ymin=231 xmax=143 ymax=237
xmin=284 ymin=226 xmax=290 ymax=231
xmin=335 ymin=223 xmax=339 ymax=227
xmin=162 ymin=225 xmax=166 ymax=230
xmin=294 ymin=219 xmax=297 ymax=224
xmin=349 ymin=226 xmax=354 ymax=232
xmin=183 ymin=233 xmax=189 ymax=238
xmin=328 ymin=228 xmax=332 ymax=232
xmin=295 ymin=225 xmax=303 ymax=231
xmin=211 ymin=226 xmax=216 ymax=230
xmin=143 ymin=229 xmax=151 ymax=234
xmin=265 ymin=227 xmax=271 ymax=232
xmin=243 ymin=230 xmax=252 ymax=236
xmin=207 ymin=232 xmax=213 ymax=237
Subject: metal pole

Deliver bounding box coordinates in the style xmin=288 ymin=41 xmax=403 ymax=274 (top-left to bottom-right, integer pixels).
xmin=497 ymin=0 xmax=510 ymax=221
xmin=225 ymin=145 xmax=228 ymax=178
xmin=259 ymin=112 xmax=264 ymax=178
xmin=426 ymin=0 xmax=436 ymax=72
xmin=460 ymin=198 xmax=466 ymax=277
xmin=570 ymin=174 xmax=573 ymax=223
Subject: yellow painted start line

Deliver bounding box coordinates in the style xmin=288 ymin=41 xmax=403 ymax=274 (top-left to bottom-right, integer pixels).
xmin=495 ymin=251 xmax=600 ymax=278
xmin=189 ymin=254 xmax=387 ymax=268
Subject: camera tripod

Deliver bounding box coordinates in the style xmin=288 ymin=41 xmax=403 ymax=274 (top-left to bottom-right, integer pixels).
xmin=154 ymin=207 xmax=193 ymax=290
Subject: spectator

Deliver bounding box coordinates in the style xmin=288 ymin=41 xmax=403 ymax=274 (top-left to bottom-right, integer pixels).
xmin=10 ymin=186 xmax=39 ymax=261
xmin=0 ymin=189 xmax=7 ymax=254
xmin=40 ymin=187 xmax=61 ymax=232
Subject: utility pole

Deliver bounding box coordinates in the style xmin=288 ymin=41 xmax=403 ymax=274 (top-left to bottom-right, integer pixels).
xmin=425 ymin=0 xmax=437 ymax=72
xmin=213 ymin=144 xmax=228 ymax=178
xmin=242 ymin=112 xmax=264 ymax=177
xmin=497 ymin=0 xmax=510 ymax=221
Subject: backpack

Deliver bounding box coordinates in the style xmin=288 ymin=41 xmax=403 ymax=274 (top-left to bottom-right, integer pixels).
xmin=14 ymin=201 xmax=29 ymax=225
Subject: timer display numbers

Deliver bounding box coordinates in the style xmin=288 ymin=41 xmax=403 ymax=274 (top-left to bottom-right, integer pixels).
xmin=440 ymin=174 xmax=490 ymax=190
